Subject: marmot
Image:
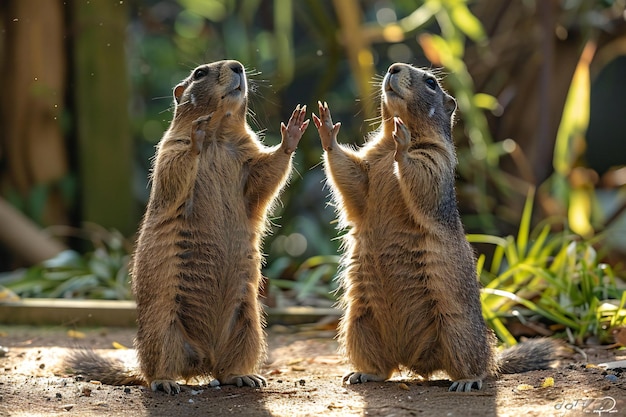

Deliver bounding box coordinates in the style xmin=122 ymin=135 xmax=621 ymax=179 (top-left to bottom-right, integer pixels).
xmin=312 ymin=63 xmax=556 ymax=392
xmin=65 ymin=60 xmax=309 ymax=394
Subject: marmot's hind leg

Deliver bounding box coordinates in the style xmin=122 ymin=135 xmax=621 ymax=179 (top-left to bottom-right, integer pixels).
xmin=138 ymin=323 xmax=198 ymax=394
xmin=211 ymin=298 xmax=267 ymax=388
xmin=437 ymin=316 xmax=495 ymax=392
xmin=341 ymin=309 xmax=395 ymax=384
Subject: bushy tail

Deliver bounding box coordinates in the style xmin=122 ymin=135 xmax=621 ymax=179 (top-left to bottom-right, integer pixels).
xmin=497 ymin=338 xmax=558 ymax=374
xmin=62 ymin=350 xmax=144 ymax=386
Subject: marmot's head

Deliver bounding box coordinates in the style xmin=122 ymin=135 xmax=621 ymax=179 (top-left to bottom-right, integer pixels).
xmin=172 ymin=60 xmax=248 ymax=123
xmin=381 ymin=64 xmax=457 ymax=139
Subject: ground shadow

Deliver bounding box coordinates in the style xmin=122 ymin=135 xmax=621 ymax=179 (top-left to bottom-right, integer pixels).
xmin=347 ymin=376 xmax=499 ymax=417
xmin=140 ymin=384 xmax=275 ymax=417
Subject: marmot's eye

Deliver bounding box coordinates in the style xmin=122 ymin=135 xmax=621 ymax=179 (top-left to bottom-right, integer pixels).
xmin=193 ymin=68 xmax=208 ymax=80
xmin=425 ymin=77 xmax=437 ymax=90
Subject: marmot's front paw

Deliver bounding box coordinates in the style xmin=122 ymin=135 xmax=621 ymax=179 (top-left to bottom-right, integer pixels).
xmin=312 ymin=101 xmax=341 ymax=151
xmin=191 ymin=114 xmax=213 ymax=154
xmin=280 ymin=104 xmax=309 ymax=154
xmin=392 ymin=117 xmax=410 ymax=162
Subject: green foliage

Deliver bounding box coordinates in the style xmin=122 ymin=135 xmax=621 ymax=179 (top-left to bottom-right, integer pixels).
xmin=471 ymin=190 xmax=626 ymax=346
xmin=266 ymin=255 xmax=340 ymax=307
xmin=5 ymin=0 xmax=625 ymax=349
xmin=0 ymin=229 xmax=131 ymax=300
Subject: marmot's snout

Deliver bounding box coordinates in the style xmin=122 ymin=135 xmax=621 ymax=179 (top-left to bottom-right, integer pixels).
xmin=221 ymin=60 xmax=246 ymax=98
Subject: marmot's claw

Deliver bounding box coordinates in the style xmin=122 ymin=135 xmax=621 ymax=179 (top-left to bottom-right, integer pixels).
xmin=342 ymin=372 xmax=386 ymax=384
xmin=448 ymin=379 xmax=482 ymax=392
xmin=150 ymin=379 xmax=181 ymax=395
xmin=220 ymin=374 xmax=267 ymax=388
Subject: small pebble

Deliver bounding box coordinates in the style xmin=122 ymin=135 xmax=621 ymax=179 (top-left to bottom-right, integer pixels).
xmin=124 ymin=388 xmax=131 ymax=394
xmin=605 ymin=374 xmax=618 ymax=383
xmin=0 ymin=346 xmax=8 ymax=357
xmin=55 ymin=393 xmax=62 ymax=399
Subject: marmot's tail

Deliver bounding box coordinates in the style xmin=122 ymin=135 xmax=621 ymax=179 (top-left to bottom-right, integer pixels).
xmin=62 ymin=350 xmax=144 ymax=386
xmin=497 ymin=338 xmax=559 ymax=374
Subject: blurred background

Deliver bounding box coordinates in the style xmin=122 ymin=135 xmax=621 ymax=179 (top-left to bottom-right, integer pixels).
xmin=0 ymin=0 xmax=625 ymax=343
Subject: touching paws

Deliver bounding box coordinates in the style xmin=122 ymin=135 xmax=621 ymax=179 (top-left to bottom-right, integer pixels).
xmin=281 ymin=104 xmax=309 ymax=154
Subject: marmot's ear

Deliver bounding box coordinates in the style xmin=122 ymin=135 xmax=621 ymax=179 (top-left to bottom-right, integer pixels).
xmin=174 ymin=83 xmax=186 ymax=104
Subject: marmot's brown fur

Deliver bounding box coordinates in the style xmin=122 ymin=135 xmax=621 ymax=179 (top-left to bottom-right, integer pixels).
xmin=65 ymin=60 xmax=309 ymax=394
xmin=313 ymin=63 xmax=556 ymax=392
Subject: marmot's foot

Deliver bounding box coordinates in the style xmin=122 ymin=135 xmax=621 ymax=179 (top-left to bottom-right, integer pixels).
xmin=342 ymin=371 xmax=386 ymax=384
xmin=211 ymin=374 xmax=267 ymax=388
xmin=150 ymin=379 xmax=181 ymax=395
xmin=448 ymin=378 xmax=483 ymax=392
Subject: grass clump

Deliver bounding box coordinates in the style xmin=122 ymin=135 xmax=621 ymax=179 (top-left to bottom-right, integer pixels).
xmin=471 ymin=189 xmax=626 ymax=346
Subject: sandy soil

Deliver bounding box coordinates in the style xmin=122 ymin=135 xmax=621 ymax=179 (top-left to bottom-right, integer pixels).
xmin=0 ymin=325 xmax=624 ymax=417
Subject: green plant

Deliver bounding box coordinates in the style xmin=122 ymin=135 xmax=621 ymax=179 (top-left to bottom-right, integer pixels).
xmin=0 ymin=227 xmax=131 ymax=300
xmin=470 ymin=189 xmax=626 ymax=346
xmin=266 ymin=254 xmax=340 ymax=307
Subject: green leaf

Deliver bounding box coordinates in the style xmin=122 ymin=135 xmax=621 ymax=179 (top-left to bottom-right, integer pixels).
xmin=449 ymin=4 xmax=486 ymax=43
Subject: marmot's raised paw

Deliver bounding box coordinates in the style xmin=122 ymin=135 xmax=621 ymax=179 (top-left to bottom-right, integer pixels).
xmin=392 ymin=117 xmax=410 ymax=161
xmin=191 ymin=114 xmax=213 ymax=154
xmin=280 ymin=104 xmax=309 ymax=154
xmin=312 ymin=101 xmax=341 ymax=151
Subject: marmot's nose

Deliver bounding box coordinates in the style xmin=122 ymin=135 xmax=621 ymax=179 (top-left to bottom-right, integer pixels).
xmin=388 ymin=64 xmax=403 ymax=74
xmin=230 ymin=62 xmax=244 ymax=74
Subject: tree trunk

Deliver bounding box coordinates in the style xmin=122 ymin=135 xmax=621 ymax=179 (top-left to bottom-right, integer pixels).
xmin=71 ymin=0 xmax=136 ymax=236
xmin=0 ymin=0 xmax=69 ymax=225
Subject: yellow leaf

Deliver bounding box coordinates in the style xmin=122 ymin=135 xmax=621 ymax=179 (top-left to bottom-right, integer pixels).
xmin=67 ymin=330 xmax=86 ymax=339
xmin=473 ymin=93 xmax=499 ymax=112
xmin=515 ymin=384 xmax=534 ymax=391
xmin=569 ymin=189 xmax=593 ymax=238
xmin=112 ymin=341 xmax=129 ymax=350
xmin=0 ymin=286 xmax=19 ymax=302
xmin=541 ymin=377 xmax=554 ymax=388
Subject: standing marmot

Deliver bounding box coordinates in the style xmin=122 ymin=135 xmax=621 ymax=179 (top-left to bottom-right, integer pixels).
xmin=313 ymin=63 xmax=555 ymax=392
xmin=65 ymin=60 xmax=309 ymax=394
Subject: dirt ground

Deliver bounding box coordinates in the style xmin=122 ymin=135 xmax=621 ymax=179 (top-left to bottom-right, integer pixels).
xmin=0 ymin=324 xmax=624 ymax=417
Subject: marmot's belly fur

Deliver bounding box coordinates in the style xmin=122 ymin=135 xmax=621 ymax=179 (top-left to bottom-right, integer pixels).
xmin=63 ymin=60 xmax=309 ymax=394
xmin=313 ymin=64 xmax=556 ymax=392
